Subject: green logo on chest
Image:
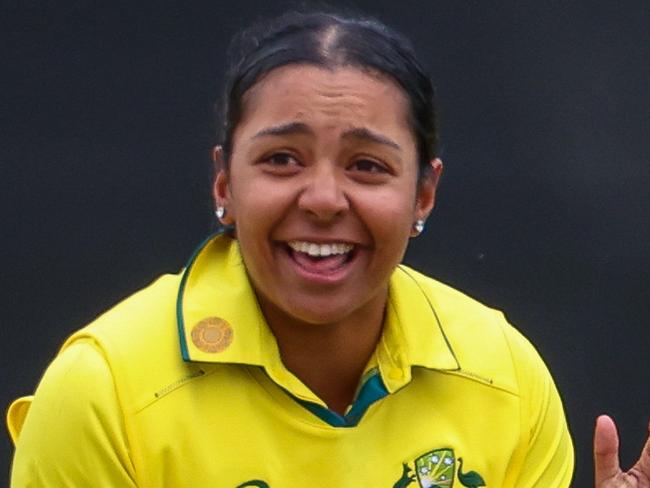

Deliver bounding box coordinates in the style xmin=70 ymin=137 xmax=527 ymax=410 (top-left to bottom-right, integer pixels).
xmin=393 ymin=449 xmax=486 ymax=488
xmin=236 ymin=481 xmax=269 ymax=488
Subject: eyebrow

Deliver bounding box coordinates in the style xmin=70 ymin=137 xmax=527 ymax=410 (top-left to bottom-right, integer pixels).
xmin=251 ymin=122 xmax=402 ymax=151
xmin=341 ymin=127 xmax=401 ymax=151
xmin=252 ymin=122 xmax=312 ymax=139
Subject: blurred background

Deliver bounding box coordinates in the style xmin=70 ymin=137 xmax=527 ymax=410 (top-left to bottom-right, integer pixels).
xmin=1 ymin=0 xmax=648 ymax=485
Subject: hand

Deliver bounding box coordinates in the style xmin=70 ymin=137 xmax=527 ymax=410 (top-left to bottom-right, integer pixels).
xmin=594 ymin=414 xmax=650 ymax=487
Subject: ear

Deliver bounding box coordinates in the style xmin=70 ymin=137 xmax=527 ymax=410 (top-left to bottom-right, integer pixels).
xmin=212 ymin=146 xmax=235 ymax=225
xmin=414 ymin=158 xmax=443 ymax=222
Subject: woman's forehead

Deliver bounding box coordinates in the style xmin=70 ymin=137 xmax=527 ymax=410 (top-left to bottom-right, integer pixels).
xmin=237 ymin=64 xmax=413 ymax=140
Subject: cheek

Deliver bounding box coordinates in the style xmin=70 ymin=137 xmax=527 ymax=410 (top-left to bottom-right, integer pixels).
xmin=228 ymin=167 xmax=285 ymax=222
xmin=355 ymin=186 xmax=417 ymax=242
xmin=228 ymin=174 xmax=296 ymax=254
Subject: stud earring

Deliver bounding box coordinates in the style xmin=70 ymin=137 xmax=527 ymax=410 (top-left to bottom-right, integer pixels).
xmin=413 ymin=219 xmax=425 ymax=236
xmin=215 ymin=206 xmax=226 ymax=220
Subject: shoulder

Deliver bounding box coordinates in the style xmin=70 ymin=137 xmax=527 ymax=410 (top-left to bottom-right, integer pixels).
xmin=73 ymin=272 xmax=181 ymax=345
xmin=65 ymin=272 xmax=182 ymax=370
xmin=396 ymin=264 xmax=503 ymax=326
xmin=59 ymin=272 xmax=199 ymax=412
xmin=11 ymin=340 xmax=137 ymax=485
xmin=12 ymin=273 xmax=199 ymax=485
xmin=26 ymin=339 xmax=118 ymax=418
xmin=395 ymin=265 xmax=554 ymax=396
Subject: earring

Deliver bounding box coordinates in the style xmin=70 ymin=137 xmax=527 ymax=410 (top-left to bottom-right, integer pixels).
xmin=215 ymin=206 xmax=226 ymax=220
xmin=412 ymin=219 xmax=425 ymax=236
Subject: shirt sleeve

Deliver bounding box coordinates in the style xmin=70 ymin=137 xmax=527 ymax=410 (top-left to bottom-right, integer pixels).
xmin=502 ymin=323 xmax=575 ymax=488
xmin=10 ymin=340 xmax=137 ymax=487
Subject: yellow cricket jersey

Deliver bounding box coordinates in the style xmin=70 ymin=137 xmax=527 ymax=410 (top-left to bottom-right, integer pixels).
xmin=8 ymin=233 xmax=574 ymax=487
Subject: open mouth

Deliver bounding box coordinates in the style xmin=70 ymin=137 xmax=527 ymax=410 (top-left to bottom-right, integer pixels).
xmin=285 ymin=240 xmax=356 ymax=275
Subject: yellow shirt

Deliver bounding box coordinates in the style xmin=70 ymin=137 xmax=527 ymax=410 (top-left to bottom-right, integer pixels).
xmin=9 ymin=234 xmax=574 ymax=487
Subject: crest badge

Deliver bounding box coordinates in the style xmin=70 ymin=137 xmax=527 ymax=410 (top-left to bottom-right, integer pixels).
xmin=414 ymin=449 xmax=456 ymax=487
xmin=393 ymin=449 xmax=486 ymax=488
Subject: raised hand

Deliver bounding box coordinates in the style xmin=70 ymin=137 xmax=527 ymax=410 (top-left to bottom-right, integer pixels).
xmin=594 ymin=415 xmax=650 ymax=487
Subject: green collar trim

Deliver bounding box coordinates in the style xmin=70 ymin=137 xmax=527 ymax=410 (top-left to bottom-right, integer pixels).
xmin=290 ymin=372 xmax=389 ymax=428
xmin=176 ymin=230 xmax=225 ymax=361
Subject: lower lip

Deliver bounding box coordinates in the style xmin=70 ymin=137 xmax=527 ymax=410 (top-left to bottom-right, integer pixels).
xmin=279 ymin=245 xmax=358 ymax=285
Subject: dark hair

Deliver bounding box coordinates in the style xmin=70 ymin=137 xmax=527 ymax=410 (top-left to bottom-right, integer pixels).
xmin=216 ymin=10 xmax=438 ymax=176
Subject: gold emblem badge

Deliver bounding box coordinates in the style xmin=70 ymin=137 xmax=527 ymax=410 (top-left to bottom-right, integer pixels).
xmin=191 ymin=317 xmax=233 ymax=353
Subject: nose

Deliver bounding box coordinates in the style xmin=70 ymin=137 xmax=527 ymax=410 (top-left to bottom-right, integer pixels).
xmin=297 ymin=165 xmax=349 ymax=222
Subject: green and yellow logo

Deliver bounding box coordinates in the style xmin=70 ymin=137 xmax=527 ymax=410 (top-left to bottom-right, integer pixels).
xmin=393 ymin=449 xmax=486 ymax=488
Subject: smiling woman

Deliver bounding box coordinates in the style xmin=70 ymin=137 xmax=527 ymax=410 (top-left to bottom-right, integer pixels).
xmin=7 ymin=9 xmax=646 ymax=488
xmin=213 ymin=64 xmax=439 ymax=415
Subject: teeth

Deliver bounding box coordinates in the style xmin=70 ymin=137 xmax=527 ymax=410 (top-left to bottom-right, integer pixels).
xmin=288 ymin=241 xmax=354 ymax=257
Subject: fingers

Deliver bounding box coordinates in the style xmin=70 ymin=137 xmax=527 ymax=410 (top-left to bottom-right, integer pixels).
xmin=633 ymin=420 xmax=650 ymax=479
xmin=594 ymin=414 xmax=621 ymax=485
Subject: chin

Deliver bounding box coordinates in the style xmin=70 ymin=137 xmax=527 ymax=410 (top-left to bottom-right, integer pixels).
xmin=288 ymin=309 xmax=350 ymax=327
xmin=279 ymin=297 xmax=359 ymax=326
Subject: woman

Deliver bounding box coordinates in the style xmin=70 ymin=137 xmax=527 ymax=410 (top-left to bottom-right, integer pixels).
xmin=7 ymin=10 xmax=649 ymax=488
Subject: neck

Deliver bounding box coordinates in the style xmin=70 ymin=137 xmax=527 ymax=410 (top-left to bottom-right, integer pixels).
xmin=259 ymin=291 xmax=387 ymax=415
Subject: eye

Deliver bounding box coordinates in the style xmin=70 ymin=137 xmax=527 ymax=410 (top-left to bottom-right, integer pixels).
xmin=349 ymin=158 xmax=390 ymax=174
xmin=264 ymin=152 xmax=299 ymax=166
xmin=259 ymin=151 xmax=302 ymax=175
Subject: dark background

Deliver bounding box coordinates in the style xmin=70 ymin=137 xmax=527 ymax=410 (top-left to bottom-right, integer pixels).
xmin=1 ymin=1 xmax=649 ymax=485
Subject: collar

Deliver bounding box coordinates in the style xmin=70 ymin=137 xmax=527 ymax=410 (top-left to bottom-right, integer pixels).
xmin=379 ymin=264 xmax=460 ymax=391
xmin=177 ymin=233 xmax=460 ymax=401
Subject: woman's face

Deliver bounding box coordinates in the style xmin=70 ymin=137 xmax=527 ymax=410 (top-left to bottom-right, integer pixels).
xmin=214 ymin=65 xmax=442 ymax=327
